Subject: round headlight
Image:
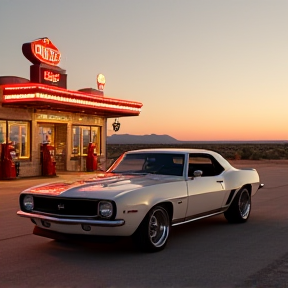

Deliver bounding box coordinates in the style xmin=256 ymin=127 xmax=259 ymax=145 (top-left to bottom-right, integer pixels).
xmin=98 ymin=201 xmax=113 ymax=218
xmin=23 ymin=195 xmax=34 ymax=211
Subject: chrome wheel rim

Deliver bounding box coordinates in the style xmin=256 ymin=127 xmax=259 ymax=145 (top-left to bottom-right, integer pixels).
xmin=239 ymin=189 xmax=251 ymax=219
xmin=149 ymin=208 xmax=169 ymax=248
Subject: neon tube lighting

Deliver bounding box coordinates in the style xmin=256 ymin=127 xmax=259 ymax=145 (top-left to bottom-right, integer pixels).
xmin=4 ymin=93 xmax=142 ymax=112
xmin=3 ymin=85 xmax=142 ymax=108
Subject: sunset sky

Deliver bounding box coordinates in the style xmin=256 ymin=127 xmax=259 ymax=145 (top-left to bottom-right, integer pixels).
xmin=0 ymin=0 xmax=287 ymax=141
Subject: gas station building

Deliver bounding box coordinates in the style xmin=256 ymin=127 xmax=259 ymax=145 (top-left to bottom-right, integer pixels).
xmin=0 ymin=37 xmax=142 ymax=179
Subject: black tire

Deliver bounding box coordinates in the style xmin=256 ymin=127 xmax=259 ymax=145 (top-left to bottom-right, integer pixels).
xmin=224 ymin=186 xmax=251 ymax=223
xmin=133 ymin=205 xmax=170 ymax=252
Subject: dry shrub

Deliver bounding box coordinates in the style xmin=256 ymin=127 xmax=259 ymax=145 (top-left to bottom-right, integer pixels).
xmin=107 ymin=143 xmax=288 ymax=161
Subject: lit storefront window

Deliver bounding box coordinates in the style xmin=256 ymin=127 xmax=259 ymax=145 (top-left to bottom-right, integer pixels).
xmin=8 ymin=121 xmax=30 ymax=159
xmin=38 ymin=125 xmax=54 ymax=144
xmin=72 ymin=125 xmax=101 ymax=157
xmin=83 ymin=127 xmax=90 ymax=155
xmin=0 ymin=121 xmax=6 ymax=143
xmin=91 ymin=126 xmax=100 ymax=155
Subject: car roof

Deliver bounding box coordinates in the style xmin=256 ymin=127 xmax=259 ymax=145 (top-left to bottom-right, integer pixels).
xmin=126 ymin=148 xmax=212 ymax=154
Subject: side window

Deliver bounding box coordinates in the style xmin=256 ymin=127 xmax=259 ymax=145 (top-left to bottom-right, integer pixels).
xmin=8 ymin=121 xmax=30 ymax=159
xmin=188 ymin=154 xmax=223 ymax=177
xmin=72 ymin=125 xmax=101 ymax=157
xmin=82 ymin=127 xmax=90 ymax=155
xmin=91 ymin=126 xmax=101 ymax=155
xmin=72 ymin=126 xmax=80 ymax=156
xmin=0 ymin=121 xmax=6 ymax=143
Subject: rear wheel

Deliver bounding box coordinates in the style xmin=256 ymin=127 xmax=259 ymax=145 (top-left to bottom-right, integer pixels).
xmin=224 ymin=187 xmax=251 ymax=223
xmin=133 ymin=205 xmax=170 ymax=252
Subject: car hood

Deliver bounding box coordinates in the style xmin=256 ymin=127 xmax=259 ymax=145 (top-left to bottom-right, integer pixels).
xmin=23 ymin=173 xmax=183 ymax=199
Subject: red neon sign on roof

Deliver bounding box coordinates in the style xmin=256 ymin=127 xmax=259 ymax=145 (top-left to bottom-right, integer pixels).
xmin=22 ymin=37 xmax=61 ymax=66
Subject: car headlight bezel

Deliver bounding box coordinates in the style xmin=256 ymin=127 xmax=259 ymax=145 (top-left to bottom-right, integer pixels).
xmin=98 ymin=201 xmax=113 ymax=218
xmin=23 ymin=195 xmax=34 ymax=211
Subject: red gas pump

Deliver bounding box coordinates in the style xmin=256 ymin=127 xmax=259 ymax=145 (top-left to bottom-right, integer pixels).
xmin=86 ymin=142 xmax=97 ymax=172
xmin=0 ymin=143 xmax=17 ymax=179
xmin=41 ymin=143 xmax=56 ymax=176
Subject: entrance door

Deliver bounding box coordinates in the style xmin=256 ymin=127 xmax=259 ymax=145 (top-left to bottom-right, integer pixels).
xmin=38 ymin=123 xmax=67 ymax=171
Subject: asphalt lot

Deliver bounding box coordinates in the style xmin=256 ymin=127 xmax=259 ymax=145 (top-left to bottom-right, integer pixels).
xmin=0 ymin=160 xmax=288 ymax=288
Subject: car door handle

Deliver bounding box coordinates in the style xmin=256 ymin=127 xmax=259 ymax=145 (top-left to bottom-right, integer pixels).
xmin=217 ymin=180 xmax=224 ymax=189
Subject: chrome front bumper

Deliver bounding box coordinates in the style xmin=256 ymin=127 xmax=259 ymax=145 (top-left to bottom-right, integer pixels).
xmin=17 ymin=211 xmax=125 ymax=227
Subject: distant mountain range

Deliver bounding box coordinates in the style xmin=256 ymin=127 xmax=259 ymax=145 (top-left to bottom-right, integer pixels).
xmin=107 ymin=134 xmax=287 ymax=144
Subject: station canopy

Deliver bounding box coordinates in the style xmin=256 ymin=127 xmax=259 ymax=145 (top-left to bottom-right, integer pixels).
xmin=1 ymin=82 xmax=142 ymax=118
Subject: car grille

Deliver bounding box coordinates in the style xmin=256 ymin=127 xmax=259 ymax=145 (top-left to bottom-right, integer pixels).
xmin=32 ymin=196 xmax=99 ymax=217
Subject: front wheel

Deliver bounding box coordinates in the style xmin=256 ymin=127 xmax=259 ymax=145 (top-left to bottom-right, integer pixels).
xmin=133 ymin=205 xmax=170 ymax=252
xmin=224 ymin=187 xmax=251 ymax=223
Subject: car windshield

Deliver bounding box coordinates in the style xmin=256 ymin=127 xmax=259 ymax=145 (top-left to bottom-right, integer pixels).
xmin=110 ymin=153 xmax=185 ymax=176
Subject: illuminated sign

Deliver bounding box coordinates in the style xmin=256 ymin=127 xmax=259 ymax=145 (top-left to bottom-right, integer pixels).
xmin=22 ymin=37 xmax=66 ymax=88
xmin=30 ymin=65 xmax=67 ymax=89
xmin=4 ymin=93 xmax=142 ymax=112
xmin=22 ymin=37 xmax=61 ymax=66
xmin=44 ymin=71 xmax=60 ymax=83
xmin=97 ymin=74 xmax=106 ymax=91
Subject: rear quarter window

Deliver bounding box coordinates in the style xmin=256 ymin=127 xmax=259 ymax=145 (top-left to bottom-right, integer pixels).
xmin=188 ymin=154 xmax=224 ymax=177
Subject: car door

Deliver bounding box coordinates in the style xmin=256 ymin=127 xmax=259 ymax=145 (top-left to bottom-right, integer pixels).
xmin=185 ymin=153 xmax=229 ymax=217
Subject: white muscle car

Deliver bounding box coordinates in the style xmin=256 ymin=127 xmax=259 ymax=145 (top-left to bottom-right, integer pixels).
xmin=17 ymin=149 xmax=264 ymax=252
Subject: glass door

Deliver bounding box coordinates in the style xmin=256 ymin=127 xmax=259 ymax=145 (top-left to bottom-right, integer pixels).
xmin=54 ymin=124 xmax=67 ymax=171
xmin=71 ymin=125 xmax=101 ymax=171
xmin=38 ymin=123 xmax=67 ymax=171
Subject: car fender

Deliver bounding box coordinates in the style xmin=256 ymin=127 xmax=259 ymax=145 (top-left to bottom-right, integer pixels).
xmin=114 ymin=180 xmax=188 ymax=233
xmin=223 ymin=168 xmax=260 ymax=196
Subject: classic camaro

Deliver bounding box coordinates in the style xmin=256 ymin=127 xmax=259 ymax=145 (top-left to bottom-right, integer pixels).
xmin=17 ymin=148 xmax=264 ymax=252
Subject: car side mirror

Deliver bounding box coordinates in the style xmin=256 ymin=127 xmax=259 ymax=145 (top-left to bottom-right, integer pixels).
xmin=193 ymin=170 xmax=203 ymax=177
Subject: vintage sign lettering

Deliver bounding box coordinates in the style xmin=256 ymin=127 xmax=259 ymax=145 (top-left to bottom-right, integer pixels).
xmin=22 ymin=37 xmax=61 ymax=66
xmin=44 ymin=70 xmax=60 ymax=83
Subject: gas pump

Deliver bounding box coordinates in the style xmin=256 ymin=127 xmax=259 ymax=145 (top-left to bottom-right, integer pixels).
xmin=86 ymin=142 xmax=97 ymax=172
xmin=41 ymin=143 xmax=56 ymax=176
xmin=0 ymin=143 xmax=17 ymax=179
